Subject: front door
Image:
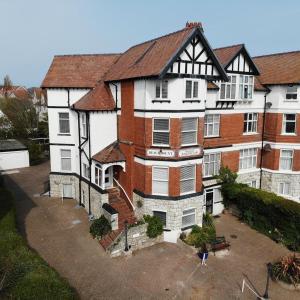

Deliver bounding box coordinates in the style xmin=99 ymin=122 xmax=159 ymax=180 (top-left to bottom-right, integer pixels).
xmin=62 ymin=184 xmax=72 ymax=198
xmin=205 ymin=189 xmax=214 ymax=214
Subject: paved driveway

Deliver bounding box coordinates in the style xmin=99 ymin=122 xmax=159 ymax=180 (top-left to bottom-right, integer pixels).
xmin=4 ymin=162 xmax=300 ymax=299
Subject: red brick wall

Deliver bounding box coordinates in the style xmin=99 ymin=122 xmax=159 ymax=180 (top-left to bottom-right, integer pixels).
xmin=294 ymin=150 xmax=300 ymax=171
xmin=221 ymin=151 xmax=240 ymax=172
xmin=262 ymin=149 xmax=280 ymax=170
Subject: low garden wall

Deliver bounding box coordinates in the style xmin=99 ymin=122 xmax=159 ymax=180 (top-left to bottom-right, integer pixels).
xmin=108 ymin=224 xmax=163 ymax=257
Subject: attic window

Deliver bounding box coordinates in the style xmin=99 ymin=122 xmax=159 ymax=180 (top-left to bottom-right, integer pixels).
xmin=155 ymin=80 xmax=168 ymax=99
xmin=286 ymin=85 xmax=297 ymax=100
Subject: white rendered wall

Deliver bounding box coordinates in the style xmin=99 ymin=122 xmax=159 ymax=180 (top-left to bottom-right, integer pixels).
xmin=0 ymin=150 xmax=29 ymax=170
xmin=134 ymin=78 xmax=207 ymax=111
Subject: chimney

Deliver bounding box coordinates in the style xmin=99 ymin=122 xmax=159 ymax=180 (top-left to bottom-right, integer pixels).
xmin=185 ymin=22 xmax=203 ymax=31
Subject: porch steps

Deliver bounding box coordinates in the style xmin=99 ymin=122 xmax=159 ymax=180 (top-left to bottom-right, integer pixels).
xmin=100 ymin=187 xmax=136 ymax=251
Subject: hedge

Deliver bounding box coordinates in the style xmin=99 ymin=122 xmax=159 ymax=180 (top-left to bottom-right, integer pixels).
xmin=222 ymin=183 xmax=300 ymax=251
xmin=0 ymin=187 xmax=77 ymax=299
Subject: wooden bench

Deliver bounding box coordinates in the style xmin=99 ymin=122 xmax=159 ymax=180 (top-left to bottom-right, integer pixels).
xmin=210 ymin=236 xmax=230 ymax=255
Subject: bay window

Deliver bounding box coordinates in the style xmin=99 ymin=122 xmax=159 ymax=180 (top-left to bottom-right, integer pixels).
xmin=239 ymin=148 xmax=257 ymax=170
xmin=155 ymin=80 xmax=168 ymax=99
xmin=152 ymin=166 xmax=169 ymax=195
xmin=244 ymin=113 xmax=258 ymax=133
xmin=282 ymin=114 xmax=296 ymax=134
xmin=203 ymin=153 xmax=221 ymax=177
xmin=239 ymin=75 xmax=254 ymax=99
xmin=278 ymin=182 xmax=291 ymax=196
xmin=181 ymin=118 xmax=198 ymax=145
xmin=180 ymin=165 xmax=196 ymax=194
xmin=204 ymin=114 xmax=220 ymax=137
xmin=182 ymin=208 xmax=196 ymax=228
xmin=185 ymin=80 xmax=199 ymax=99
xmin=280 ymin=149 xmax=293 ymax=170
xmin=153 ymin=118 xmax=170 ymax=146
xmin=220 ymin=75 xmax=237 ymax=99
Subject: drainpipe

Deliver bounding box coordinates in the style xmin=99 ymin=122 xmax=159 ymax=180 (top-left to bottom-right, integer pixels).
xmin=77 ymin=111 xmax=82 ymax=205
xmin=111 ymin=82 xmax=119 ymax=141
xmin=87 ymin=112 xmax=92 ymax=215
xmin=259 ymin=90 xmax=270 ymax=189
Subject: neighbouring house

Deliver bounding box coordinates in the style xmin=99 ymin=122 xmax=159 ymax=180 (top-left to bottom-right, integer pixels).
xmin=28 ymin=87 xmax=47 ymax=120
xmin=0 ymin=85 xmax=30 ymax=100
xmin=41 ymin=22 xmax=300 ymax=242
xmin=0 ymin=139 xmax=29 ymax=171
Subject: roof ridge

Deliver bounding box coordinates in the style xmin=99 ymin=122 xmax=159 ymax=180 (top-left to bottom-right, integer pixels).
xmin=54 ymin=53 xmax=121 ymax=57
xmin=253 ymin=50 xmax=300 ymax=59
xmin=214 ymin=43 xmax=244 ymax=51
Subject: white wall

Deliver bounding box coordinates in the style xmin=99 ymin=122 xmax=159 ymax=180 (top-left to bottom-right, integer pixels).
xmin=0 ymin=150 xmax=29 ymax=170
xmin=134 ymin=78 xmax=207 ymax=111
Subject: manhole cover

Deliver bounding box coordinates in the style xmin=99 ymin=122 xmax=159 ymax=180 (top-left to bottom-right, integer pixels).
xmin=230 ymin=234 xmax=237 ymax=239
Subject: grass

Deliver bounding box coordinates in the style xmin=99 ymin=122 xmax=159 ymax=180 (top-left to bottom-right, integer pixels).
xmin=0 ymin=186 xmax=77 ymax=299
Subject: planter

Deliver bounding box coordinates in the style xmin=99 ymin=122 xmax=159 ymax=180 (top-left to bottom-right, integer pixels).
xmin=276 ymin=280 xmax=300 ymax=291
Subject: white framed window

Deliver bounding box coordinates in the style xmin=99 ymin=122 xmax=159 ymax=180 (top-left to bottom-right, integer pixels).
xmin=278 ymin=182 xmax=291 ymax=196
xmin=82 ymin=163 xmax=90 ymax=179
xmin=180 ymin=165 xmax=196 ymax=194
xmin=239 ymin=148 xmax=257 ymax=170
xmin=152 ymin=118 xmax=170 ymax=146
xmin=153 ymin=211 xmax=167 ymax=227
xmin=81 ymin=113 xmax=87 ymax=138
xmin=152 ymin=166 xmax=169 ymax=195
xmin=181 ymin=118 xmax=198 ymax=146
xmin=94 ymin=164 xmax=101 ymax=186
xmin=58 ymin=112 xmax=70 ymax=134
xmin=282 ymin=114 xmax=296 ymax=134
xmin=246 ymin=180 xmax=257 ymax=188
xmin=244 ymin=113 xmax=258 ymax=133
xmin=155 ymin=80 xmax=168 ymax=99
xmin=203 ymin=153 xmax=221 ymax=177
xmin=60 ymin=149 xmax=71 ymax=171
xmin=286 ymin=85 xmax=297 ymax=100
xmin=220 ymin=75 xmax=237 ymax=100
xmin=204 ymin=114 xmax=220 ymax=137
xmin=185 ymin=80 xmax=199 ymax=98
xmin=239 ymin=75 xmax=254 ymax=100
xmin=280 ymin=149 xmax=293 ymax=170
xmin=182 ymin=208 xmax=196 ymax=228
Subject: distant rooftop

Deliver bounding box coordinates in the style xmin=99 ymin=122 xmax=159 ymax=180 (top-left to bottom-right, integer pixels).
xmin=0 ymin=139 xmax=27 ymax=152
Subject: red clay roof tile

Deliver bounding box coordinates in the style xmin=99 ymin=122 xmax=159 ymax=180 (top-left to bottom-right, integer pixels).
xmin=92 ymin=141 xmax=125 ymax=164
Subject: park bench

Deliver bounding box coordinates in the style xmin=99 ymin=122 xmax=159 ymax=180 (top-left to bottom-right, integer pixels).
xmin=210 ymin=236 xmax=230 ymax=255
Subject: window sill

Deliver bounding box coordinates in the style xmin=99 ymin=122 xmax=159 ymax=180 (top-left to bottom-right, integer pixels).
xmin=58 ymin=133 xmax=71 ymax=136
xmin=180 ymin=144 xmax=199 ymax=148
xmin=180 ymin=191 xmax=196 ymax=196
xmin=181 ymin=224 xmax=196 ymax=231
xmin=284 ymin=99 xmax=298 ymax=102
xmin=280 ymin=133 xmax=297 ymax=136
xmin=204 ymin=135 xmax=220 ymax=139
xmin=182 ymin=99 xmax=201 ymax=103
xmin=152 ymin=99 xmax=171 ymax=103
xmin=151 ymin=144 xmax=171 ymax=148
xmin=243 ymin=132 xmax=259 ymax=136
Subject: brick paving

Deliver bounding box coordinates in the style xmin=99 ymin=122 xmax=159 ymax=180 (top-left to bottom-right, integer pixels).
xmin=3 ymin=161 xmax=300 ymax=299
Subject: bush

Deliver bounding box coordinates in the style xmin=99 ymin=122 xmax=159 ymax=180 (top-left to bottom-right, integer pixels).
xmin=144 ymin=215 xmax=163 ymax=238
xmin=272 ymin=255 xmax=300 ymax=285
xmin=27 ymin=142 xmax=43 ymax=165
xmin=184 ymin=219 xmax=216 ymax=249
xmin=89 ymin=216 xmax=112 ymax=238
xmin=217 ymin=166 xmax=237 ymax=184
xmin=0 ymin=187 xmax=76 ymax=299
xmin=222 ymin=183 xmax=300 ymax=251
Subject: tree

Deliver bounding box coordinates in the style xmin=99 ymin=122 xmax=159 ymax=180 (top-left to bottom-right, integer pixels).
xmin=3 ymin=75 xmax=12 ymax=98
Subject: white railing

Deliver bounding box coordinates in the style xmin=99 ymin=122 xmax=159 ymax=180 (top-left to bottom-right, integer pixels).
xmin=113 ymin=178 xmax=135 ymax=211
xmin=241 ymin=278 xmax=264 ymax=299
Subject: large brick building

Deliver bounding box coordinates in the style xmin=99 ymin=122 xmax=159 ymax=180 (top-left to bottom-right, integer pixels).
xmin=42 ymin=23 xmax=300 ymax=240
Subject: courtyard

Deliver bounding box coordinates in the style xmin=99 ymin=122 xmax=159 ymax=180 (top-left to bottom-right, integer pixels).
xmin=3 ymin=161 xmax=299 ymax=299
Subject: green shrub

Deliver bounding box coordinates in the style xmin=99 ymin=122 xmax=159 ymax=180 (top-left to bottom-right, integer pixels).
xmin=217 ymin=166 xmax=237 ymax=184
xmin=144 ymin=215 xmax=163 ymax=238
xmin=0 ymin=187 xmax=76 ymax=299
xmin=272 ymin=255 xmax=300 ymax=285
xmin=90 ymin=216 xmax=112 ymax=238
xmin=222 ymin=183 xmax=300 ymax=251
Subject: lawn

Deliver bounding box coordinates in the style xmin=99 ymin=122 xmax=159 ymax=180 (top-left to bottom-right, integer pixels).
xmin=0 ymin=183 xmax=77 ymax=299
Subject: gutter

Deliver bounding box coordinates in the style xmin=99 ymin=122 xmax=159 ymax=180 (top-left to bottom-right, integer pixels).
xmin=111 ymin=82 xmax=119 ymax=141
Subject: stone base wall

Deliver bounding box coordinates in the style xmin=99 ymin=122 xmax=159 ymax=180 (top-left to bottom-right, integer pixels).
xmin=109 ymin=223 xmax=163 ymax=257
xmin=49 ymin=174 xmax=108 ymax=218
xmin=261 ymin=171 xmax=300 ymax=203
xmin=237 ymin=170 xmax=261 ymax=186
xmin=133 ymin=193 xmax=204 ymax=231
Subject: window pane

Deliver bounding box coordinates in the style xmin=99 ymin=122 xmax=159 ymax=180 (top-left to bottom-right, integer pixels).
xmin=154 ymin=118 xmax=169 ymax=130
xmin=220 ymin=84 xmax=225 ymax=99
xmin=162 ymin=80 xmax=168 ymax=98
xmin=186 ymin=80 xmax=192 ymax=98
xmin=59 ymin=113 xmax=70 ymax=133
xmin=153 ymin=132 xmax=169 ymax=145
xmin=155 ymin=81 xmax=161 ymax=98
xmin=193 ymin=81 xmax=198 ymax=98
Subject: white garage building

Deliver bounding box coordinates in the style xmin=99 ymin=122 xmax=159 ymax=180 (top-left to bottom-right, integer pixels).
xmin=0 ymin=139 xmax=30 ymax=171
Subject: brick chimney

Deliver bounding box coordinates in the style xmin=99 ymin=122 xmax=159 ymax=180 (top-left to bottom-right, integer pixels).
xmin=185 ymin=22 xmax=203 ymax=31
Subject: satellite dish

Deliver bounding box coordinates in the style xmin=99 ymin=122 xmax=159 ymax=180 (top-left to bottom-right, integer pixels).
xmin=266 ymin=102 xmax=272 ymax=109
xmin=263 ymin=144 xmax=272 ymax=152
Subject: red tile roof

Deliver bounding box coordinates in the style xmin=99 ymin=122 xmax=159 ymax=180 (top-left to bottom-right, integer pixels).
xmin=104 ymin=27 xmax=196 ymax=81
xmin=254 ymin=51 xmax=300 ymax=85
xmin=72 ymin=81 xmax=115 ymax=111
xmin=41 ymin=54 xmax=120 ymax=88
xmin=207 ymin=82 xmax=219 ymax=90
xmin=214 ymin=44 xmax=243 ymax=67
xmin=92 ymin=141 xmax=125 ymax=164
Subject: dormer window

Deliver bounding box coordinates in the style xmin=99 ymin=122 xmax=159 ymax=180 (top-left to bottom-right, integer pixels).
xmin=185 ymin=80 xmax=199 ymax=99
xmin=220 ymin=75 xmax=236 ymax=99
xmin=286 ymin=85 xmax=297 ymax=100
xmin=239 ymin=75 xmax=254 ymax=100
xmin=155 ymin=80 xmax=168 ymax=99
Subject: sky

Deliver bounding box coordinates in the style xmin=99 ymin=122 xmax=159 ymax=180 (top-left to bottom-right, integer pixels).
xmin=0 ymin=0 xmax=299 ymax=87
